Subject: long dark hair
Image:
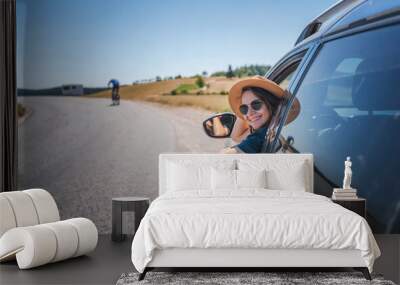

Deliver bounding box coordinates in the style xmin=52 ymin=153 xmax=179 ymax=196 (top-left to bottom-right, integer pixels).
xmin=241 ymin=86 xmax=282 ymax=131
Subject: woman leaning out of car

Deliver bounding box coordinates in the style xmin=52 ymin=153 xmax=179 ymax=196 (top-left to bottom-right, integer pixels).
xmin=221 ymin=76 xmax=285 ymax=154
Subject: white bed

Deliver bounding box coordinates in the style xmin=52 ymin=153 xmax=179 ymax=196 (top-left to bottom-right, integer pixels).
xmin=131 ymin=154 xmax=380 ymax=280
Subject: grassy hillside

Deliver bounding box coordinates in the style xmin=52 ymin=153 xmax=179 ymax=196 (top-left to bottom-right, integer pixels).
xmin=88 ymin=76 xmax=246 ymax=112
xmin=90 ymin=78 xmax=195 ymax=100
xmin=146 ymin=94 xmax=231 ymax=112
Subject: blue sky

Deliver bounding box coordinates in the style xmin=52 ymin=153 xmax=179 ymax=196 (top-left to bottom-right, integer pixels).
xmin=17 ymin=0 xmax=337 ymax=88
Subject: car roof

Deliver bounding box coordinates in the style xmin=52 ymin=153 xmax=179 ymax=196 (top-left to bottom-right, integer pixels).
xmin=294 ymin=0 xmax=400 ymax=47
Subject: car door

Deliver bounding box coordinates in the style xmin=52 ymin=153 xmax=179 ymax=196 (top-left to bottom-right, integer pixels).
xmin=279 ymin=21 xmax=400 ymax=234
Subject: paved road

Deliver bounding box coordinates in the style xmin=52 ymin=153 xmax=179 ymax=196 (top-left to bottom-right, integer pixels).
xmin=18 ymin=97 xmax=228 ymax=233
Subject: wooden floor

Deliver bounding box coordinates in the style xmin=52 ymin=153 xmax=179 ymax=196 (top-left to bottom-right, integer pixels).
xmin=1 ymin=234 xmax=398 ymax=285
xmin=0 ymin=235 xmax=133 ymax=285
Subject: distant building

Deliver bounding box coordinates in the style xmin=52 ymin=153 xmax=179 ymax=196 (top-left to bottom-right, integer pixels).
xmin=61 ymin=84 xmax=84 ymax=96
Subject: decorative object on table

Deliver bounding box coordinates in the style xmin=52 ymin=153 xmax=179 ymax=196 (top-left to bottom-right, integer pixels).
xmin=343 ymin=156 xmax=353 ymax=189
xmin=116 ymin=271 xmax=394 ymax=285
xmin=112 ymin=197 xmax=150 ymax=242
xmin=0 ymin=189 xmax=98 ymax=269
xmin=332 ymin=156 xmax=358 ymax=200
xmin=332 ymin=198 xmax=366 ymax=218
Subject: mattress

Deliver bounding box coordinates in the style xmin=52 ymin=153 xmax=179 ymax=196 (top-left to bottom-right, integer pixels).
xmin=131 ymin=190 xmax=380 ymax=273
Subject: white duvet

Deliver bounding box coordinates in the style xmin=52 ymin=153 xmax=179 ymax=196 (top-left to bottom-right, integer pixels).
xmin=131 ymin=190 xmax=380 ymax=273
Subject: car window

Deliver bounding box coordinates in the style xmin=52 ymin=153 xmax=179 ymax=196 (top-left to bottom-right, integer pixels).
xmin=276 ymin=64 xmax=298 ymax=89
xmin=261 ymin=60 xmax=302 ymax=153
xmin=282 ymin=24 xmax=400 ymax=233
xmin=271 ymin=59 xmax=302 ymax=89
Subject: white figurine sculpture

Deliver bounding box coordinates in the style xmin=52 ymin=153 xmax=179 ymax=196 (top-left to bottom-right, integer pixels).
xmin=342 ymin=156 xmax=353 ymax=190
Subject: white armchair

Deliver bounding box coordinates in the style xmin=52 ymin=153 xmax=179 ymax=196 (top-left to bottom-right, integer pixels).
xmin=0 ymin=189 xmax=98 ymax=269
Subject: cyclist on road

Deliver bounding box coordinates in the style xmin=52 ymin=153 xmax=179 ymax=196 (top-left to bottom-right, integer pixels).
xmin=108 ymin=79 xmax=120 ymax=106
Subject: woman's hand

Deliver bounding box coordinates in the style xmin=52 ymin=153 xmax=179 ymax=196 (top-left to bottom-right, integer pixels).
xmin=212 ymin=116 xmax=229 ymax=136
xmin=231 ymin=117 xmax=250 ymax=143
xmin=220 ymin=147 xmax=239 ymax=154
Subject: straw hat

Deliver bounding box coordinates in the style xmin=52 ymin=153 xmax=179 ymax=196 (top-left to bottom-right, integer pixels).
xmin=228 ymin=76 xmax=300 ymax=125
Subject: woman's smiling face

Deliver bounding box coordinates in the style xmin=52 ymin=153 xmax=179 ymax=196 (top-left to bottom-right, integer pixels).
xmin=241 ymin=89 xmax=271 ymax=130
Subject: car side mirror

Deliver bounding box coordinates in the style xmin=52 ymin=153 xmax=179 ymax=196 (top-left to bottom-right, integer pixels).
xmin=202 ymin=113 xmax=236 ymax=138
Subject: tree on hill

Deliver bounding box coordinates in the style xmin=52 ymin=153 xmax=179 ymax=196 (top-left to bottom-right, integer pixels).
xmin=210 ymin=70 xmax=226 ymax=77
xmin=234 ymin=64 xmax=271 ymax=77
xmin=202 ymin=71 xmax=208 ymax=77
xmin=226 ymin=65 xmax=234 ymax=78
xmin=211 ymin=64 xmax=271 ymax=78
xmin=195 ymin=76 xmax=205 ymax=88
xmin=156 ymin=76 xmax=162 ymax=81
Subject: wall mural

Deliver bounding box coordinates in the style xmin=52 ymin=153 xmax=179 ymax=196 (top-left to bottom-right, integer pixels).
xmin=16 ymin=0 xmax=399 ymax=234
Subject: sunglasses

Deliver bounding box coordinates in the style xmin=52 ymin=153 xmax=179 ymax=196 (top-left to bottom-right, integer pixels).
xmin=239 ymin=99 xmax=264 ymax=115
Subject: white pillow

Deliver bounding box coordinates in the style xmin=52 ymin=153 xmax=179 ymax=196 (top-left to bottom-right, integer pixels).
xmin=266 ymin=162 xmax=307 ymax=191
xmin=238 ymin=159 xmax=309 ymax=192
xmin=211 ymin=168 xmax=236 ymax=190
xmin=211 ymin=168 xmax=267 ymax=190
xmin=236 ymin=169 xmax=267 ymax=189
xmin=167 ymin=160 xmax=236 ymax=192
xmin=167 ymin=162 xmax=210 ymax=191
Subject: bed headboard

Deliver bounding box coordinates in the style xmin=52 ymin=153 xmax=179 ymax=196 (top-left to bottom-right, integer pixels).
xmin=159 ymin=153 xmax=314 ymax=195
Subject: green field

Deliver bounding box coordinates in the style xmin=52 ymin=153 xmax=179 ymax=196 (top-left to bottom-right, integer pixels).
xmin=172 ymin=83 xmax=198 ymax=95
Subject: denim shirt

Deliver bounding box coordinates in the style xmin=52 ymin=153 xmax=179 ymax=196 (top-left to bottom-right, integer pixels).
xmin=235 ymin=126 xmax=268 ymax=153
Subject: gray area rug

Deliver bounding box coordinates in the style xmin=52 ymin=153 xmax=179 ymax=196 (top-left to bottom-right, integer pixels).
xmin=116 ymin=272 xmax=396 ymax=285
